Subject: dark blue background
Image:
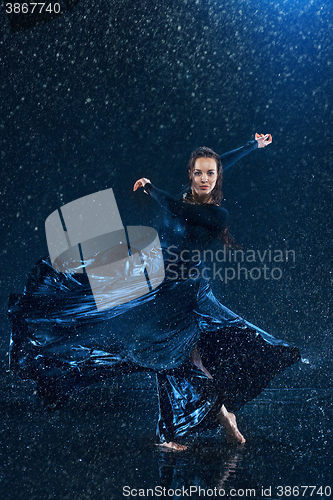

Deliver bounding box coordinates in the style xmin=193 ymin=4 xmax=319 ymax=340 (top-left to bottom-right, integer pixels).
xmin=0 ymin=1 xmax=332 ymax=498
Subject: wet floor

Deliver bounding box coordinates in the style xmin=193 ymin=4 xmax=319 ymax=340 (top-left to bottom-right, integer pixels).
xmin=0 ymin=372 xmax=331 ymax=500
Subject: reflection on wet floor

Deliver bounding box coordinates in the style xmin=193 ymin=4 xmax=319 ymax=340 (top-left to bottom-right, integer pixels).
xmin=0 ymin=372 xmax=332 ymax=499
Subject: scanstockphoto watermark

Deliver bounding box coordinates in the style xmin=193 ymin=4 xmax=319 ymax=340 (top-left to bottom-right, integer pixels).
xmin=165 ymin=245 xmax=296 ymax=283
xmin=123 ymin=485 xmax=258 ymax=497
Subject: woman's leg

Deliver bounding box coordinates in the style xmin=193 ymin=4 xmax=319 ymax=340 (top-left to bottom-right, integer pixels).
xmin=218 ymin=404 xmax=246 ymax=444
xmin=191 ymin=344 xmax=245 ymax=444
xmin=190 ymin=345 xmax=213 ymax=379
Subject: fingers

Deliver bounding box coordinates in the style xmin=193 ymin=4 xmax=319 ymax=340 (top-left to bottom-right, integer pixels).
xmin=255 ymin=133 xmax=272 ymax=147
xmin=262 ymin=134 xmax=272 ymax=144
xmin=133 ymin=179 xmax=145 ymax=191
xmin=133 ymin=178 xmax=151 ymax=191
xmin=133 ymin=180 xmax=142 ymax=191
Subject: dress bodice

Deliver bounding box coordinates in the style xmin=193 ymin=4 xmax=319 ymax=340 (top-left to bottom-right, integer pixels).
xmin=144 ymin=183 xmax=227 ymax=271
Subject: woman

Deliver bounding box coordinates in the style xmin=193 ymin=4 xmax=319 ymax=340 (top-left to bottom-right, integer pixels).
xmin=133 ymin=134 xmax=300 ymax=450
xmin=8 ymin=134 xmax=300 ymax=449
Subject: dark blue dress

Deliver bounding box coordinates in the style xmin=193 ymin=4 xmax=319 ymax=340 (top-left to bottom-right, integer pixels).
xmin=143 ymin=182 xmax=300 ymax=442
xmin=8 ymin=140 xmax=300 ymax=441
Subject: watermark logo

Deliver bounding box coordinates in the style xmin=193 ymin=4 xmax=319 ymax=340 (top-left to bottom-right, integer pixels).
xmin=45 ymin=188 xmax=165 ymax=311
xmin=165 ymin=245 xmax=296 ymax=283
xmin=4 ymin=1 xmax=81 ymax=32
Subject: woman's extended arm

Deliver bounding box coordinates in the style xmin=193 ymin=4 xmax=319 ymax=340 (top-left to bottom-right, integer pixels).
xmin=221 ymin=133 xmax=272 ymax=171
xmin=133 ymin=180 xmax=229 ymax=229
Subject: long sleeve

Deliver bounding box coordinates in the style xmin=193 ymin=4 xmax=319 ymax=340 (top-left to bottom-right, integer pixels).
xmin=220 ymin=139 xmax=258 ymax=171
xmin=145 ymin=184 xmax=229 ymax=229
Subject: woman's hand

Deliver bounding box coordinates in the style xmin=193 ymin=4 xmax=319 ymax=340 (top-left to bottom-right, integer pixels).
xmin=133 ymin=177 xmax=151 ymax=193
xmin=255 ymin=133 xmax=272 ymax=148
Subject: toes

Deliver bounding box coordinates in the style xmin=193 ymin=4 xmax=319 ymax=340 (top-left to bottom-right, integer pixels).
xmin=157 ymin=441 xmax=187 ymax=451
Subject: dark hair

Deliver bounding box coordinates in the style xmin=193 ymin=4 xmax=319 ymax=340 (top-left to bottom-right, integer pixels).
xmin=183 ymin=146 xmax=239 ymax=249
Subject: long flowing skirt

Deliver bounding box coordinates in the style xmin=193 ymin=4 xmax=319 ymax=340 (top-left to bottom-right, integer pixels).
xmin=155 ymin=279 xmax=300 ymax=442
xmin=8 ymin=258 xmax=300 ymax=438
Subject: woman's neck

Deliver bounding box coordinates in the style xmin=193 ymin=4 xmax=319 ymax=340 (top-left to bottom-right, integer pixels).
xmin=192 ymin=191 xmax=214 ymax=205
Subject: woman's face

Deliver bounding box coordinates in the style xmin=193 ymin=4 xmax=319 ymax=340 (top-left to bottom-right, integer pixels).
xmin=190 ymin=157 xmax=218 ymax=201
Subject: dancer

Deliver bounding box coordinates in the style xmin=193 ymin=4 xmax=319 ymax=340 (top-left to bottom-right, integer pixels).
xmin=133 ymin=134 xmax=299 ymax=450
xmin=8 ymin=134 xmax=300 ymax=449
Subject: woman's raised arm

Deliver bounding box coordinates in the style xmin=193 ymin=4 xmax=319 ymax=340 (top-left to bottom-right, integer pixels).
xmin=220 ymin=133 xmax=272 ymax=171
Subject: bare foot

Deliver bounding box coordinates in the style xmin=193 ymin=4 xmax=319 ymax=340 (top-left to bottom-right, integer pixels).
xmin=218 ymin=405 xmax=246 ymax=444
xmin=156 ymin=441 xmax=187 ymax=451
